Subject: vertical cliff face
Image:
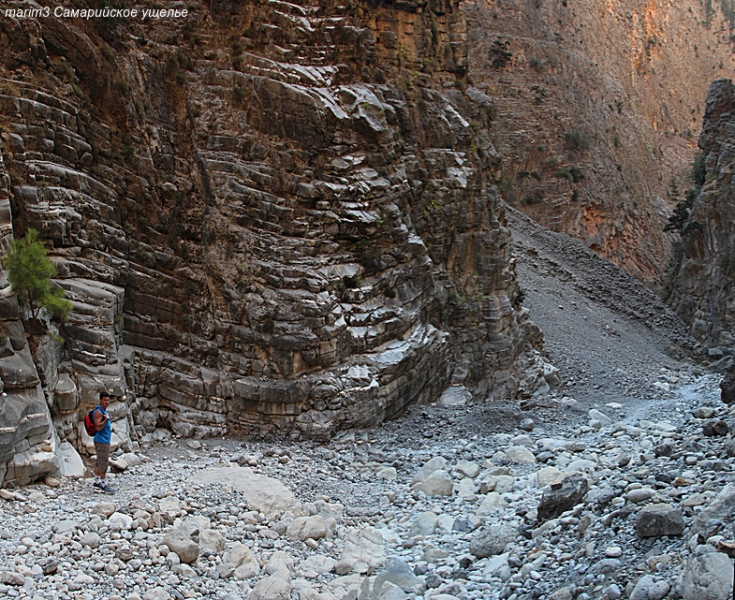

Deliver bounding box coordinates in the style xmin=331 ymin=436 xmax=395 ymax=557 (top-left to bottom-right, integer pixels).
xmin=665 ymin=78 xmax=735 ymax=347
xmin=0 ymin=0 xmax=545 ymax=480
xmin=0 ymin=151 xmax=60 ymax=485
xmin=462 ymin=0 xmax=735 ymax=284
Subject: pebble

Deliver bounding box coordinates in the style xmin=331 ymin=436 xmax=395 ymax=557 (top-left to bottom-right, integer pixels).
xmin=0 ymin=372 xmax=729 ymax=600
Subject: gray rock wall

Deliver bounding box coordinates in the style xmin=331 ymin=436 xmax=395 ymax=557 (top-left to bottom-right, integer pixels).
xmin=666 ymin=79 xmax=735 ymax=348
xmin=0 ymin=0 xmax=546 ymax=481
xmin=0 ymin=148 xmax=60 ymax=485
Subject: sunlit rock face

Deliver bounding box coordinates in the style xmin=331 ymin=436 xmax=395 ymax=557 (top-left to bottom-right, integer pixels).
xmin=0 ymin=0 xmax=541 ymax=464
xmin=462 ymin=0 xmax=735 ymax=285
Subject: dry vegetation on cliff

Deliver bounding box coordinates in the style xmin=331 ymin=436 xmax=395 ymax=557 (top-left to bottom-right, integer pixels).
xmin=463 ymin=0 xmax=735 ymax=284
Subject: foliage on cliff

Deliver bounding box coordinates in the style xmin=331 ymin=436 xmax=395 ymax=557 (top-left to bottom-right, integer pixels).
xmin=3 ymin=229 xmax=72 ymax=326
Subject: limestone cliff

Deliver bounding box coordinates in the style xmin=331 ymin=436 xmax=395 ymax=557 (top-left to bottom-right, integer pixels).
xmin=463 ymin=0 xmax=735 ymax=284
xmin=0 ymin=155 xmax=60 ymax=485
xmin=665 ymin=78 xmax=735 ymax=348
xmin=0 ymin=0 xmax=546 ymax=483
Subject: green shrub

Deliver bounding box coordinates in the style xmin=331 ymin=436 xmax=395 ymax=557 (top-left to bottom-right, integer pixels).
xmin=522 ymin=193 xmax=542 ymax=205
xmin=664 ymin=196 xmax=695 ymax=235
xmin=565 ymin=129 xmax=590 ymax=150
xmin=3 ymin=229 xmax=72 ymax=325
xmin=529 ymin=57 xmax=544 ymax=71
xmin=489 ymin=39 xmax=512 ymax=69
xmin=343 ymin=275 xmax=362 ymax=289
xmin=569 ymin=165 xmax=585 ymax=183
xmin=691 ymin=151 xmax=706 ymax=186
xmin=232 ymin=85 xmax=246 ymax=106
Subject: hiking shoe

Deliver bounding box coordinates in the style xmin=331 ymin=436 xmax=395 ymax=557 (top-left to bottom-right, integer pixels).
xmin=92 ymin=481 xmax=102 ymax=489
xmin=99 ymin=484 xmax=115 ymax=494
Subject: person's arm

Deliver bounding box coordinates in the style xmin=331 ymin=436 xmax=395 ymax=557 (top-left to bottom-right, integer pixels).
xmin=93 ymin=408 xmax=109 ymax=430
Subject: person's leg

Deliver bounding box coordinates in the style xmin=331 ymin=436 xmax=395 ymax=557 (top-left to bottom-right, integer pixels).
xmin=95 ymin=443 xmax=112 ymax=491
xmin=93 ymin=442 xmax=103 ymax=487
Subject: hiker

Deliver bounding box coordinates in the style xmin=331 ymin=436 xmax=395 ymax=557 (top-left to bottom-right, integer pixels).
xmin=92 ymin=391 xmax=115 ymax=494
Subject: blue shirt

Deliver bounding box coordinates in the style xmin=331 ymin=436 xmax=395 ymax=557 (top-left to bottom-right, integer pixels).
xmin=93 ymin=405 xmax=111 ymax=444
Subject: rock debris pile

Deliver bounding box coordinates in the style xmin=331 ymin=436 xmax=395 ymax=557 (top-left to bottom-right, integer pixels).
xmin=0 ymin=370 xmax=734 ymax=600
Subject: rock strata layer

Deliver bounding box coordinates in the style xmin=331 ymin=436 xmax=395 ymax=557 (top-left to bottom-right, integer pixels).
xmin=0 ymin=0 xmax=547 ymax=481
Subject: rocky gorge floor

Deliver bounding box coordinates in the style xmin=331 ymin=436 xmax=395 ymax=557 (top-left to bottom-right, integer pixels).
xmin=0 ymin=368 xmax=733 ymax=600
xmin=1 ymin=211 xmax=734 ymax=600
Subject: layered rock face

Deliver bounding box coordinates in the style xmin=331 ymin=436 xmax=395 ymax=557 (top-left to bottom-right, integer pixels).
xmin=0 ymin=153 xmax=60 ymax=485
xmin=666 ymin=78 xmax=735 ymax=347
xmin=463 ymin=0 xmax=735 ymax=283
xmin=0 ymin=0 xmax=544 ymax=481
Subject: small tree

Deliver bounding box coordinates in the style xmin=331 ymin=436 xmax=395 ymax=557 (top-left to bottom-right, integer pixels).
xmin=3 ymin=229 xmax=72 ymax=325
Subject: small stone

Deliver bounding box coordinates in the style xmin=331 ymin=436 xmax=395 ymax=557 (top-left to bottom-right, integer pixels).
xmin=199 ymin=529 xmax=226 ymax=553
xmin=413 ymin=470 xmax=454 ymax=496
xmin=92 ymin=502 xmax=116 ymax=518
xmin=626 ymin=488 xmax=655 ymax=503
xmin=469 ymin=524 xmax=518 ymax=558
xmin=455 ymin=460 xmax=481 ymax=478
xmin=694 ymin=407 xmax=717 ymax=419
xmin=589 ymin=409 xmax=612 ymax=426
xmin=635 ymin=503 xmax=685 ymax=538
xmin=286 ymin=516 xmax=327 ymax=541
xmin=519 ymin=418 xmax=535 ymax=431
xmin=630 ymin=575 xmax=658 ymax=600
xmin=162 ymin=528 xmax=200 ymax=564
xmin=249 ymin=574 xmax=291 ymax=600
xmin=681 ymin=553 xmax=733 ymax=600
xmin=703 ymin=420 xmax=729 ymax=436
xmin=505 ymin=446 xmax=536 ymax=463
xmin=110 ymin=457 xmax=128 ymax=471
xmin=81 ymin=532 xmax=101 ymax=549
xmin=0 ymin=572 xmax=24 ymax=586
xmin=377 ymin=467 xmax=397 ymax=480
xmin=372 ymin=558 xmax=425 ymax=592
xmin=409 ymin=512 xmax=438 ymax=537
xmin=538 ymin=474 xmax=589 ymax=521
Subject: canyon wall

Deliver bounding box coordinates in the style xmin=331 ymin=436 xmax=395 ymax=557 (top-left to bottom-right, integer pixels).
xmin=463 ymin=0 xmax=735 ymax=284
xmin=666 ymin=78 xmax=735 ymax=349
xmin=0 ymin=0 xmax=548 ymax=483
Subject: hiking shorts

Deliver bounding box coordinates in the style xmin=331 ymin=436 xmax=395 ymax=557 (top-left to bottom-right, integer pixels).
xmin=94 ymin=442 xmax=110 ymax=475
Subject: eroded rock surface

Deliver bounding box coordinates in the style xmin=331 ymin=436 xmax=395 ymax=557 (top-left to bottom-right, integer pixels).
xmin=667 ymin=79 xmax=735 ymax=351
xmin=0 ymin=0 xmax=547 ymax=481
xmin=0 ymin=147 xmax=59 ymax=485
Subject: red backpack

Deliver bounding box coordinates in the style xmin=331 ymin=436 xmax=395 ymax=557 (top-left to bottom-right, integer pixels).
xmin=84 ymin=407 xmax=100 ymax=436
